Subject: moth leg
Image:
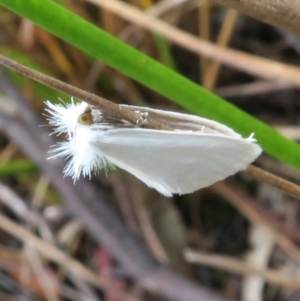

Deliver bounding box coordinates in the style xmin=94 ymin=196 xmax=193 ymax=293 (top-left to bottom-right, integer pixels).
xmin=135 ymin=112 xmax=148 ymax=127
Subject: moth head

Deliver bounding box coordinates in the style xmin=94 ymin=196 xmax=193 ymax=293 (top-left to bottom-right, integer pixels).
xmin=68 ymin=102 xmax=92 ymax=139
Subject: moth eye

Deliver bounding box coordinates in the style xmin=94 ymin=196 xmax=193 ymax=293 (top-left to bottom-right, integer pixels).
xmin=78 ymin=112 xmax=93 ymax=125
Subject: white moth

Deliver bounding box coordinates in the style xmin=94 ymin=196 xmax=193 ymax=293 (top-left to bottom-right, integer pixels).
xmin=45 ymin=99 xmax=261 ymax=197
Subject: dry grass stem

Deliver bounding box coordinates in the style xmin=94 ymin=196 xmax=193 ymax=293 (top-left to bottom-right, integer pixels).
xmin=203 ymin=8 xmax=238 ymax=90
xmin=184 ymin=249 xmax=300 ymax=290
xmin=214 ymin=0 xmax=300 ymax=35
xmin=199 ymin=1 xmax=210 ymax=80
xmin=0 ymin=181 xmax=55 ymax=243
xmin=215 ymin=80 xmax=292 ymax=98
xmin=0 ymin=212 xmax=138 ymax=301
xmin=215 ymin=182 xmax=300 ymax=265
xmin=25 ymin=246 xmax=60 ymax=301
xmin=85 ymin=0 xmax=300 ymax=87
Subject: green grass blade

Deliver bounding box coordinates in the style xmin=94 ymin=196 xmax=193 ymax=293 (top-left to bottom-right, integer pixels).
xmin=0 ymin=160 xmax=36 ymax=177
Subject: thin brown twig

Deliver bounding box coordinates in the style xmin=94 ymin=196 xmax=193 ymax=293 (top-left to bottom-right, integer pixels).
xmin=1 ymin=54 xmax=300 ymax=202
xmin=245 ymin=165 xmax=300 ymax=201
xmin=0 ymin=53 xmax=169 ymax=130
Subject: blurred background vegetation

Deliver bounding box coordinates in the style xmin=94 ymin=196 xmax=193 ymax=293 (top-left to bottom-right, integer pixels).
xmin=0 ymin=1 xmax=300 ymax=301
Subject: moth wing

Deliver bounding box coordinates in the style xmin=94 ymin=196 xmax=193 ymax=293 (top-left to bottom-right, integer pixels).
xmin=93 ymin=128 xmax=261 ymax=196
